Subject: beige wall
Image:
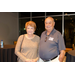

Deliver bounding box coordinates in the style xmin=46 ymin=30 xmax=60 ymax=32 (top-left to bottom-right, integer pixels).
xmin=0 ymin=12 xmax=19 ymax=45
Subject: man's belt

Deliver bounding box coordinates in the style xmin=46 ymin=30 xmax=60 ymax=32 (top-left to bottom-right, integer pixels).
xmin=42 ymin=56 xmax=58 ymax=62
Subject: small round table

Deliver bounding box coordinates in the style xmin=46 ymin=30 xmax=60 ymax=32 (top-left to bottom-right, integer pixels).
xmin=66 ymin=50 xmax=75 ymax=62
xmin=0 ymin=45 xmax=17 ymax=62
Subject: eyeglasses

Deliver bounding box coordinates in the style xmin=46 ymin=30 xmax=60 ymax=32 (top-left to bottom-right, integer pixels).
xmin=45 ymin=35 xmax=49 ymax=42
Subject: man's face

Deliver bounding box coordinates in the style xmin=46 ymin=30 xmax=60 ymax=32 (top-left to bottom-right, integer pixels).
xmin=45 ymin=18 xmax=55 ymax=31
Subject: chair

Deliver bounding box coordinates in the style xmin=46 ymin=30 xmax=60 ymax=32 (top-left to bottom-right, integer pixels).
xmin=14 ymin=41 xmax=17 ymax=45
xmin=72 ymin=44 xmax=75 ymax=50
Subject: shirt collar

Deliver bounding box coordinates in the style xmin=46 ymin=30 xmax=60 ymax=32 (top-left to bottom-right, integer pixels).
xmin=45 ymin=28 xmax=56 ymax=36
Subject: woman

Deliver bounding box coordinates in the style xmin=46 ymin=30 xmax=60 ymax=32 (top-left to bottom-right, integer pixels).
xmin=15 ymin=21 xmax=40 ymax=62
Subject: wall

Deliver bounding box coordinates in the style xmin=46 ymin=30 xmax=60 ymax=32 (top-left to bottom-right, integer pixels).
xmin=0 ymin=12 xmax=19 ymax=45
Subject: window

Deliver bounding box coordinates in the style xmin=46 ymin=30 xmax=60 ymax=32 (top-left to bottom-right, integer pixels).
xmin=64 ymin=15 xmax=75 ymax=48
xmin=64 ymin=12 xmax=75 ymax=15
xmin=19 ymin=12 xmax=75 ymax=48
xmin=46 ymin=12 xmax=62 ymax=16
xmin=19 ymin=18 xmax=30 ymax=35
xmin=32 ymin=18 xmax=45 ymax=36
xmin=19 ymin=12 xmax=30 ymax=18
xmin=32 ymin=12 xmax=45 ymax=17
xmin=53 ymin=16 xmax=62 ymax=33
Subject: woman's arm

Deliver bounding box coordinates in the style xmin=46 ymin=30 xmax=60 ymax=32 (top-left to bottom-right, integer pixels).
xmin=15 ymin=35 xmax=28 ymax=62
xmin=15 ymin=35 xmax=40 ymax=62
xmin=32 ymin=37 xmax=40 ymax=62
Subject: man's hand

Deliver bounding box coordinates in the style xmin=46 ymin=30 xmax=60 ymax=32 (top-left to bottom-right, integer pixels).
xmin=59 ymin=50 xmax=65 ymax=62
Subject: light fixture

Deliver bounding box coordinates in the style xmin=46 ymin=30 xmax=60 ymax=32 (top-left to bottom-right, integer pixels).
xmin=42 ymin=19 xmax=44 ymax=21
xmin=71 ymin=18 xmax=72 ymax=20
xmin=24 ymin=28 xmax=26 ymax=30
xmin=68 ymin=15 xmax=70 ymax=16
xmin=65 ymin=13 xmax=67 ymax=15
xmin=72 ymin=20 xmax=73 ymax=22
xmin=55 ymin=19 xmax=57 ymax=21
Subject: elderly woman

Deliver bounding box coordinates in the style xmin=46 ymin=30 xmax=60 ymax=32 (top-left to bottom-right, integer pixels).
xmin=15 ymin=21 xmax=40 ymax=62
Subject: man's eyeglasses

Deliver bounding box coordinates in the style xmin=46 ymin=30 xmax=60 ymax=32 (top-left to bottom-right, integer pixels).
xmin=45 ymin=35 xmax=49 ymax=42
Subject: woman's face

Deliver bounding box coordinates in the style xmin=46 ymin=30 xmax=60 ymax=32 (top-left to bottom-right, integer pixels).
xmin=26 ymin=25 xmax=35 ymax=35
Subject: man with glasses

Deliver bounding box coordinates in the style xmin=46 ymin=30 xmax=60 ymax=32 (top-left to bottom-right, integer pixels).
xmin=39 ymin=17 xmax=66 ymax=62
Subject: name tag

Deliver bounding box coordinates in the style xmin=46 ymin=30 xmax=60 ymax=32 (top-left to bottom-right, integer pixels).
xmin=49 ymin=37 xmax=54 ymax=41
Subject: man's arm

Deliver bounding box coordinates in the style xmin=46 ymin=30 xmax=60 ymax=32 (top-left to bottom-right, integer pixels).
xmin=59 ymin=50 xmax=66 ymax=62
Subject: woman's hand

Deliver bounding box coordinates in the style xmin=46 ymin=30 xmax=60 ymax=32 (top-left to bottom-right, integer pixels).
xmin=25 ymin=59 xmax=33 ymax=62
xmin=25 ymin=59 xmax=37 ymax=62
xmin=32 ymin=57 xmax=39 ymax=62
xmin=25 ymin=58 xmax=38 ymax=62
xmin=32 ymin=59 xmax=37 ymax=62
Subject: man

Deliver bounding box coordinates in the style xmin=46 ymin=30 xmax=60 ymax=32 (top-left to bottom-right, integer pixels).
xmin=39 ymin=17 xmax=66 ymax=62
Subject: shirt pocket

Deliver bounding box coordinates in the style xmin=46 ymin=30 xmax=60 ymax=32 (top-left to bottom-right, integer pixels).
xmin=48 ymin=39 xmax=58 ymax=46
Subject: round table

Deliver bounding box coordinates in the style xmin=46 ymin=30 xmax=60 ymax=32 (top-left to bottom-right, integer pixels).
xmin=0 ymin=45 xmax=17 ymax=62
xmin=66 ymin=50 xmax=75 ymax=62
